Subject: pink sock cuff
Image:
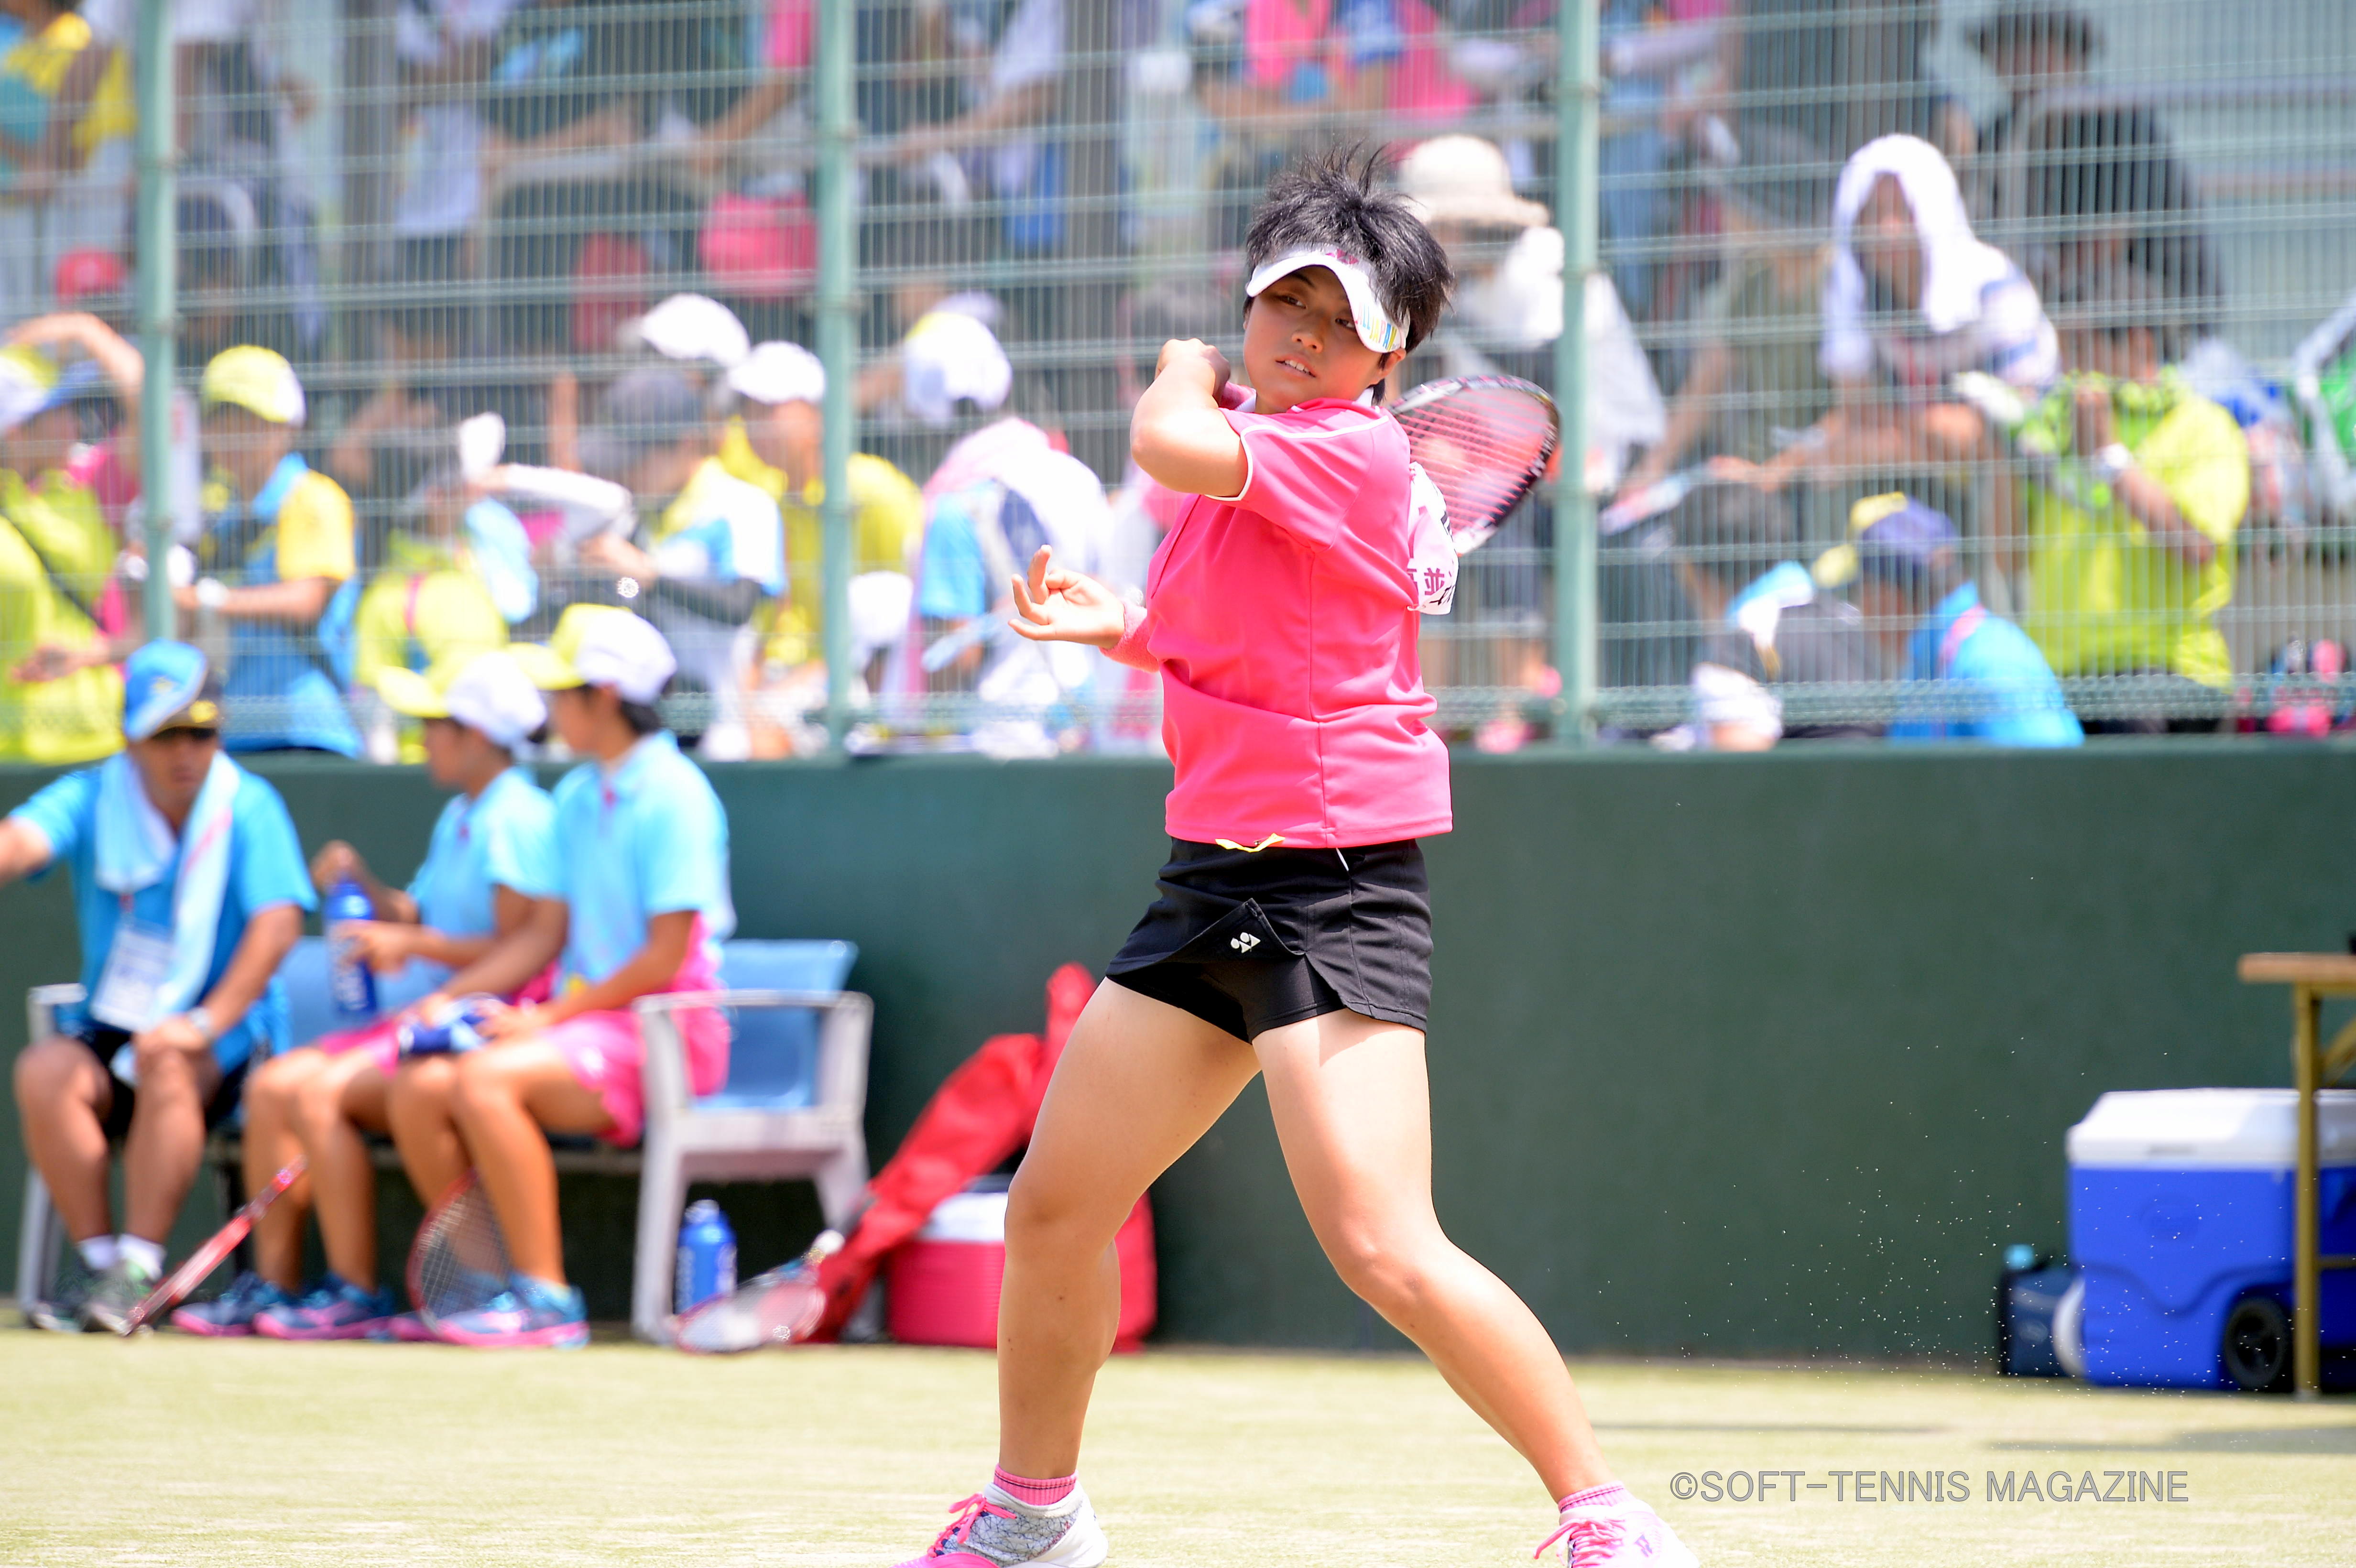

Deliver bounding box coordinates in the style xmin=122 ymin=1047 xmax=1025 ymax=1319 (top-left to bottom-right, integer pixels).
xmin=1559 ymin=1482 xmax=1630 ymax=1512
xmin=993 ymin=1467 xmax=1077 ymax=1507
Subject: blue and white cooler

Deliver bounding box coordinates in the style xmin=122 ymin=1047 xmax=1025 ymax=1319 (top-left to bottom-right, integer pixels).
xmin=2068 ymin=1089 xmax=2356 ymax=1389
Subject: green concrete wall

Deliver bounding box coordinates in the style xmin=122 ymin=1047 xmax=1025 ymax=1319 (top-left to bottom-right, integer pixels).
xmin=2 ymin=744 xmax=2347 ymax=1355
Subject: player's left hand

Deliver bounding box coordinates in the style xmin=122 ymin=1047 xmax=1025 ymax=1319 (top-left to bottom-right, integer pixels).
xmin=474 ymin=1000 xmax=544 ymax=1042
xmin=1009 ymin=546 xmax=1126 ymax=649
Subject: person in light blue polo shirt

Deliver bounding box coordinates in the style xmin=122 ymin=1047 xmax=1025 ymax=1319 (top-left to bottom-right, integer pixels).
xmin=1852 ymin=499 xmax=2084 ymax=747
xmin=0 ymin=642 xmax=313 ymax=1331
xmin=185 ymin=648 xmax=564 ymax=1341
xmin=386 ymin=608 xmax=732 ymax=1347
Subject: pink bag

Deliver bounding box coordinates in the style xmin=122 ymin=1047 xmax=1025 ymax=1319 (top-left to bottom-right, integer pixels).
xmin=700 ymin=191 xmax=818 ymax=301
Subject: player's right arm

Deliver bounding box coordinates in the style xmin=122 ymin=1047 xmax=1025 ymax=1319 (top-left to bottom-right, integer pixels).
xmin=0 ymin=816 xmax=56 ymax=889
xmin=1130 ymin=339 xmax=1247 ymax=499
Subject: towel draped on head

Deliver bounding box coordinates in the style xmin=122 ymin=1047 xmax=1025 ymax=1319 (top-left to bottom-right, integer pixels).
xmin=1824 ymin=135 xmax=2017 ymax=369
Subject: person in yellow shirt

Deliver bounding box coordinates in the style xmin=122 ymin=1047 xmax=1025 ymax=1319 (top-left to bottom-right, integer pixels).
xmin=0 ymin=344 xmax=118 ymax=762
xmin=351 ymin=472 xmax=512 ymax=761
xmin=718 ymin=340 xmax=922 ymax=669
xmin=184 ymin=346 xmax=363 ymax=755
xmin=2018 ymin=268 xmax=2250 ymax=733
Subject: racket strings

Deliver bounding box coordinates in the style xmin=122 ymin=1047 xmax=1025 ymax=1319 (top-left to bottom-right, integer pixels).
xmin=413 ymin=1178 xmax=513 ymax=1322
xmin=1392 ymin=379 xmax=1559 ymax=550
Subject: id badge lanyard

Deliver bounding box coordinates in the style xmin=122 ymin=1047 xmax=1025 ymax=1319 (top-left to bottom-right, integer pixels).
xmin=89 ymin=895 xmax=176 ymax=1084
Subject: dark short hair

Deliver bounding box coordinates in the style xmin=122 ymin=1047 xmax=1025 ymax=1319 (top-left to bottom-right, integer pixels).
xmin=1672 ymin=481 xmax=1795 ymax=587
xmin=1968 ymin=1 xmax=2100 ymax=60
xmin=1245 ymin=145 xmax=1453 ymax=354
xmin=619 ymin=698 xmax=665 ymax=737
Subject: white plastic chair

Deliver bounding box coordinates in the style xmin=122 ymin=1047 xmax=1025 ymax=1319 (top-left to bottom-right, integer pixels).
xmin=628 ymin=982 xmax=873 ymax=1343
xmin=13 ymin=983 xmax=87 ymax=1313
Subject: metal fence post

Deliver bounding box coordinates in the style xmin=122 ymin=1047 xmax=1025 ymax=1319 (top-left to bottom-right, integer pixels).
xmin=816 ymin=0 xmax=857 ymax=749
xmin=1551 ymin=0 xmax=1601 ymax=745
xmin=135 ymin=0 xmax=176 ymax=645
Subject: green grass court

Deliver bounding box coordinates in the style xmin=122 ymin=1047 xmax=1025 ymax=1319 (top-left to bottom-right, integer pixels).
xmin=2 ymin=1333 xmax=2349 ymax=1566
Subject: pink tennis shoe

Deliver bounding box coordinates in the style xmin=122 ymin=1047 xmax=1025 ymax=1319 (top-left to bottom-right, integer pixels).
xmin=1534 ymin=1486 xmax=1698 ymax=1568
xmin=892 ymin=1486 xmax=1108 ymax=1568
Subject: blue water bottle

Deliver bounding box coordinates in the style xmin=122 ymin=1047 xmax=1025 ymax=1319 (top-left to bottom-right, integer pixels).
xmin=676 ymin=1199 xmax=737 ymax=1314
xmin=325 ymin=878 xmax=378 ymax=1020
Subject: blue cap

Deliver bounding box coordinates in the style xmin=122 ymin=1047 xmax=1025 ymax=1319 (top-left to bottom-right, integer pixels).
xmin=1854 ymin=498 xmax=1960 ymax=587
xmin=122 ymin=642 xmax=222 ymax=740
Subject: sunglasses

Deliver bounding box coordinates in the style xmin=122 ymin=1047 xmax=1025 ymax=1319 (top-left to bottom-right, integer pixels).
xmin=153 ymin=726 xmax=221 ymax=745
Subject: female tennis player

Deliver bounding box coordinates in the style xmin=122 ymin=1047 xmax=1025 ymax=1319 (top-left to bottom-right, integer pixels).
xmin=887 ymin=151 xmax=1695 ymax=1568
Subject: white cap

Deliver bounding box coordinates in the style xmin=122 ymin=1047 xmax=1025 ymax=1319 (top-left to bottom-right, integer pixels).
xmin=903 ymin=310 xmax=1013 ymax=426
xmin=1244 ymin=248 xmax=1407 ymax=354
xmin=729 ymin=341 xmax=826 ymax=406
xmin=619 ymin=293 xmax=750 ymax=369
xmin=567 ymin=609 xmax=677 ymax=705
xmin=1397 ymin=135 xmax=1551 ymax=230
xmin=375 ymin=649 xmax=549 ymax=750
xmin=443 ymin=650 xmax=548 ymax=748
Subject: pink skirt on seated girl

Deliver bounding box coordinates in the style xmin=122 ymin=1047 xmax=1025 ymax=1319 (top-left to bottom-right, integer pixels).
xmin=545 ymin=933 xmax=730 ymax=1147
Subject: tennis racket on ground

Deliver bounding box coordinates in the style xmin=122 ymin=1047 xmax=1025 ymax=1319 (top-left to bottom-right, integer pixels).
xmin=408 ymin=1169 xmax=513 ymax=1335
xmin=1387 ymin=375 xmax=1561 ymax=553
xmin=121 ymin=1159 xmax=305 ymax=1335
xmin=668 ymin=1229 xmax=845 ymax=1353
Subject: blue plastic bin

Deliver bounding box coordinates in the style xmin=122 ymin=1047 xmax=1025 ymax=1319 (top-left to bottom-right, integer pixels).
xmin=2067 ymin=1089 xmax=2356 ymax=1389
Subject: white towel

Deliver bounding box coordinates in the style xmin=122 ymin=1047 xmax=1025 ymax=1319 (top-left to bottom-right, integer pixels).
xmin=91 ymin=750 xmax=240 ymax=1026
xmin=1822 ymin=135 xmax=2017 ymax=380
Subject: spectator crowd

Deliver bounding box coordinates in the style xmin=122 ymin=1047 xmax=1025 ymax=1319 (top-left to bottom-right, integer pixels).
xmin=0 ymin=0 xmax=2345 ymax=761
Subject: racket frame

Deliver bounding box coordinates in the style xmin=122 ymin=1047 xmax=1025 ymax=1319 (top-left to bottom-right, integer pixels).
xmin=120 ymin=1159 xmax=306 ymax=1335
xmin=1387 ymin=373 xmax=1562 ymax=553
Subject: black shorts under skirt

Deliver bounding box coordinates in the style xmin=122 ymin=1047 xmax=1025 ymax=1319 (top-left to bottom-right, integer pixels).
xmin=1105 ymin=838 xmax=1432 ymax=1041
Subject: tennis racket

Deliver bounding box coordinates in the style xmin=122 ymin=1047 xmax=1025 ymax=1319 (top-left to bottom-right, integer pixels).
xmin=407 ymin=1170 xmax=513 ymax=1334
xmin=668 ymin=1229 xmax=845 ymax=1353
xmin=1388 ymin=375 xmax=1561 ymax=553
xmin=122 ymin=1159 xmax=305 ymax=1335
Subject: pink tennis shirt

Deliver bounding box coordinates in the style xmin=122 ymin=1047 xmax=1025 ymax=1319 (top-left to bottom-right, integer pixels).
xmin=1112 ymin=397 xmax=1451 ymax=849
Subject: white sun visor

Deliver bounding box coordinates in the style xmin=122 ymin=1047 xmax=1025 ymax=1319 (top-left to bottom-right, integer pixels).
xmin=1245 ymin=247 xmax=1407 ymax=355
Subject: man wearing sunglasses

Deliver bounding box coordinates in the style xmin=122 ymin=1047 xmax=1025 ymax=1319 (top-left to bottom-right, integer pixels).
xmin=2 ymin=641 xmax=313 ymax=1331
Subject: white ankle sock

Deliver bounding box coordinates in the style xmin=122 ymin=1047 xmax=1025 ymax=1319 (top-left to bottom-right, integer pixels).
xmin=116 ymin=1235 xmax=166 ymax=1276
xmin=76 ymin=1235 xmax=119 ymax=1272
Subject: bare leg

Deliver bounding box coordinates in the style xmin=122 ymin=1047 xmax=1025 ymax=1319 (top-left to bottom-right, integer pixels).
xmin=121 ymin=1035 xmax=221 ymax=1245
xmin=996 ymin=981 xmax=1259 ymax=1478
xmin=1256 ymin=1009 xmax=1612 ymax=1502
xmin=448 ymin=1041 xmax=612 ymax=1285
xmin=292 ymin=1052 xmax=392 ymax=1288
xmin=387 ymin=1056 xmax=468 ymax=1208
xmin=243 ymin=1051 xmax=324 ymax=1289
xmin=13 ymin=1037 xmax=115 ymax=1242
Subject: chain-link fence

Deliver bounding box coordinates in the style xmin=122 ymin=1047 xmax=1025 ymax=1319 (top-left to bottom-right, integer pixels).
xmin=0 ymin=1 xmax=2350 ymax=760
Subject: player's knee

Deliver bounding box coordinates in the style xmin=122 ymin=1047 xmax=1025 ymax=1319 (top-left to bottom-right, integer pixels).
xmin=1003 ymin=1168 xmax=1114 ymax=1258
xmin=447 ymin=1051 xmax=516 ymax=1125
xmin=1323 ymin=1223 xmax=1435 ymax=1318
xmin=130 ymin=1033 xmax=203 ymax=1093
xmin=13 ymin=1036 xmax=82 ymax=1108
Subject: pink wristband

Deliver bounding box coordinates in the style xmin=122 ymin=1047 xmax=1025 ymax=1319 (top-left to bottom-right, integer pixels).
xmin=1106 ymin=600 xmax=1160 ymax=672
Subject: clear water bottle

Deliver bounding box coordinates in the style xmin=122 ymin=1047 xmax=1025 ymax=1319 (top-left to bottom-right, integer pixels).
xmin=325 ymin=878 xmax=378 ymax=1021
xmin=676 ymin=1199 xmax=737 ymax=1315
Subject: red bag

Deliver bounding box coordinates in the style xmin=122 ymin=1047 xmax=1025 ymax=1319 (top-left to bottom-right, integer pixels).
xmin=807 ymin=963 xmax=1100 ymax=1341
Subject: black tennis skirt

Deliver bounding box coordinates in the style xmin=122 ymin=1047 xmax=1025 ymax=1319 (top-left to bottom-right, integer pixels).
xmin=1105 ymin=838 xmax=1432 ymax=1041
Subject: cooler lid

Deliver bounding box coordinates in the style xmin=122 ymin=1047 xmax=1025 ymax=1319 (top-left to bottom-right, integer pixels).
xmin=2066 ymin=1089 xmax=2356 ymax=1168
xmin=916 ymin=1179 xmax=1011 ymax=1243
